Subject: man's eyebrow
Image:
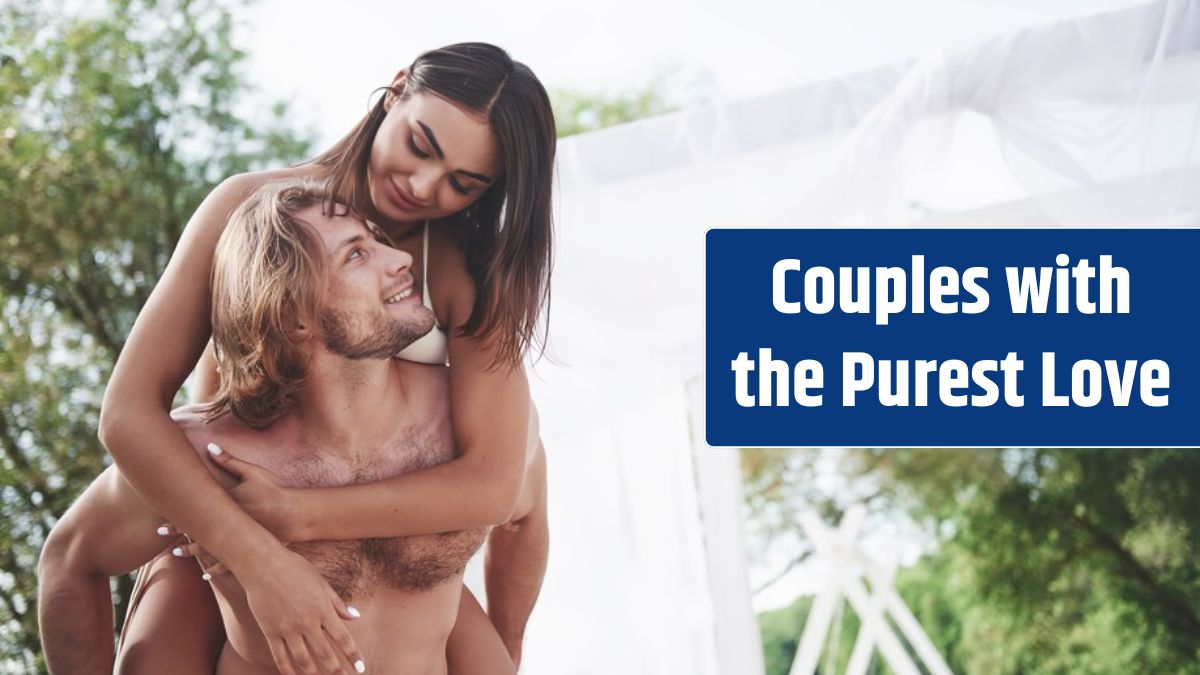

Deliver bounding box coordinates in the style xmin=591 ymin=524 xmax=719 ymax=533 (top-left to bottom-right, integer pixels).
xmin=335 ymin=234 xmax=365 ymax=257
xmin=417 ymin=119 xmax=493 ymax=184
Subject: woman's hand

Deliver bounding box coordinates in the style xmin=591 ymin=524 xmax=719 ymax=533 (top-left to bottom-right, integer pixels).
xmin=207 ymin=443 xmax=307 ymax=543
xmin=160 ymin=528 xmax=231 ymax=578
xmin=238 ymin=546 xmax=367 ymax=675
xmin=157 ymin=529 xmax=365 ymax=673
xmin=158 ymin=529 xmax=365 ymax=674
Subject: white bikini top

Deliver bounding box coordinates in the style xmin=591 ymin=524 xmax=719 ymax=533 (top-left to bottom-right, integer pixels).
xmin=395 ymin=221 xmax=449 ymax=365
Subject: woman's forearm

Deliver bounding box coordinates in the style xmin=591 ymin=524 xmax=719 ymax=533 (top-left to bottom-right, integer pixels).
xmin=98 ymin=402 xmax=280 ymax=573
xmin=95 ymin=172 xmax=287 ymax=573
xmin=297 ymin=452 xmax=524 ymax=541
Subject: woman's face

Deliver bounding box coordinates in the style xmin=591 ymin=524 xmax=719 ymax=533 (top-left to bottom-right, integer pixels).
xmin=367 ymin=91 xmax=501 ymax=226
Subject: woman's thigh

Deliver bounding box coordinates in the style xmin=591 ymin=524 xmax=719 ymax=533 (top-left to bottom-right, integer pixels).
xmin=115 ymin=549 xmax=225 ymax=675
xmin=446 ymin=587 xmax=516 ymax=675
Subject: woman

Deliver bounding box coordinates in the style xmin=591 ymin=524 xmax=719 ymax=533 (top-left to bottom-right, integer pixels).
xmin=97 ymin=42 xmax=555 ymax=673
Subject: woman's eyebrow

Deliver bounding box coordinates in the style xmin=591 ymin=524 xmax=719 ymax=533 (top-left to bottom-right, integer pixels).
xmin=416 ymin=120 xmax=493 ymax=184
xmin=416 ymin=120 xmax=445 ymax=159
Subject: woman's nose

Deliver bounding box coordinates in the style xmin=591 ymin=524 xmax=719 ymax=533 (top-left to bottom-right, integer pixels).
xmin=410 ymin=170 xmax=436 ymax=204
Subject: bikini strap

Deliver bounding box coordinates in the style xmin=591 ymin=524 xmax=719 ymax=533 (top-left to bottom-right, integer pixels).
xmin=421 ymin=220 xmax=432 ymax=308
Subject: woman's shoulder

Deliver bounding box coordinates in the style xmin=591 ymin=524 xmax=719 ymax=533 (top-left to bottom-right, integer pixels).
xmin=194 ymin=167 xmax=317 ymax=227
xmin=426 ymin=224 xmax=476 ymax=326
xmin=215 ymin=166 xmax=316 ymax=199
xmin=167 ymin=167 xmax=321 ymax=273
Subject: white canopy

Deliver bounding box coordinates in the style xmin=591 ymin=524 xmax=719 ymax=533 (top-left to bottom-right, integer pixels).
xmin=470 ymin=1 xmax=1200 ymax=672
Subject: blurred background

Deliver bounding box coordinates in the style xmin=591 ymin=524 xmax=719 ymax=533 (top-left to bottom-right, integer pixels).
xmin=2 ymin=0 xmax=1198 ymax=673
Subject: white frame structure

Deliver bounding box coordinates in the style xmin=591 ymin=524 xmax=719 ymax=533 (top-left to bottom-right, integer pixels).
xmin=788 ymin=507 xmax=954 ymax=675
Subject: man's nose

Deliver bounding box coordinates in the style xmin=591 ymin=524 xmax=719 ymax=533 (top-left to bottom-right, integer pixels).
xmin=386 ymin=245 xmax=414 ymax=275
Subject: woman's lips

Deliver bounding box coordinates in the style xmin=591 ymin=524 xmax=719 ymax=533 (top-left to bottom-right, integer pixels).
xmin=387 ymin=177 xmax=422 ymax=212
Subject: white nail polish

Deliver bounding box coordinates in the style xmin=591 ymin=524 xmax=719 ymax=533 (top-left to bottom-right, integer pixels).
xmin=206 ymin=442 xmax=223 ymax=456
xmin=201 ymin=572 xmax=212 ymax=581
xmin=172 ymin=547 xmax=184 ymax=557
xmin=347 ymin=605 xmax=362 ymax=618
xmin=354 ymin=660 xmax=366 ymax=673
xmin=156 ymin=526 xmax=170 ymax=536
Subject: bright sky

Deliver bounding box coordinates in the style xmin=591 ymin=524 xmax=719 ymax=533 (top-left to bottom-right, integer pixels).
xmin=244 ymin=0 xmax=1150 ymax=148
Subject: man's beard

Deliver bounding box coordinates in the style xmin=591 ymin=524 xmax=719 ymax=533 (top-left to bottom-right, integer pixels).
xmin=320 ymin=305 xmax=435 ymax=360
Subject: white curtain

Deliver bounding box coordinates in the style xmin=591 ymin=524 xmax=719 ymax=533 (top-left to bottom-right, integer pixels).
xmin=491 ymin=1 xmax=1200 ymax=672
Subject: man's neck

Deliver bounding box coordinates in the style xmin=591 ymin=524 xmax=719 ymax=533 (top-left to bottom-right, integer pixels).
xmin=286 ymin=352 xmax=406 ymax=459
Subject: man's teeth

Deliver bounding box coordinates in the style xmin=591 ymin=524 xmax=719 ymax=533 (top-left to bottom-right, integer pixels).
xmin=385 ymin=289 xmax=413 ymax=304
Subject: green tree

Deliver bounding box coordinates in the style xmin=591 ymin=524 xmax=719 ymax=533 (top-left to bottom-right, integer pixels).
xmin=552 ymin=83 xmax=676 ymax=137
xmin=760 ymin=594 xmax=892 ymax=675
xmin=0 ymin=0 xmax=311 ymax=669
xmin=858 ymin=447 xmax=1200 ymax=673
xmin=745 ymin=448 xmax=1200 ymax=674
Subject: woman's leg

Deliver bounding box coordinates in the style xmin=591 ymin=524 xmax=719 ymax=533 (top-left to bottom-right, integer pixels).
xmin=115 ymin=549 xmax=225 ymax=675
xmin=484 ymin=439 xmax=549 ymax=667
xmin=446 ymin=587 xmax=517 ymax=675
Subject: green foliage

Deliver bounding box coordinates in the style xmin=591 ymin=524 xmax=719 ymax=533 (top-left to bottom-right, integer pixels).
xmin=748 ymin=448 xmax=1200 ymax=674
xmin=552 ymin=83 xmax=676 ymax=137
xmin=866 ymin=448 xmax=1200 ymax=673
xmin=0 ymin=0 xmax=312 ymax=668
xmin=759 ymin=594 xmax=888 ymax=675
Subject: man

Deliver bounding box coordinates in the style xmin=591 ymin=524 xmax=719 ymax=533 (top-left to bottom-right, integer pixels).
xmin=37 ymin=179 xmax=544 ymax=674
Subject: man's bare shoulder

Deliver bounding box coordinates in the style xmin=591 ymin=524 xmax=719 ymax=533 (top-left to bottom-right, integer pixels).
xmin=170 ymin=404 xmax=247 ymax=453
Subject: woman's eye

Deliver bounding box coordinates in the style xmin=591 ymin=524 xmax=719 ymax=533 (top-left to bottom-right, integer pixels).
xmin=450 ymin=178 xmax=472 ymax=196
xmin=348 ymin=248 xmax=363 ymax=261
xmin=409 ymin=135 xmax=431 ymax=159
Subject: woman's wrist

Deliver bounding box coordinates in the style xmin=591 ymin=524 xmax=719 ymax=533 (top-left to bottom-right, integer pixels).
xmin=285 ymin=487 xmax=320 ymax=543
xmin=209 ymin=526 xmax=288 ymax=576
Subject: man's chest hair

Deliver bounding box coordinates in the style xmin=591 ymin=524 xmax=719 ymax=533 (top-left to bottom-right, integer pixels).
xmin=252 ymin=422 xmax=454 ymax=489
xmin=227 ymin=421 xmax=483 ymax=596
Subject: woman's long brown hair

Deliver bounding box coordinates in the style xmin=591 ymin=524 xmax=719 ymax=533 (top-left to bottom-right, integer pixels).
xmin=311 ymin=42 xmax=556 ymax=368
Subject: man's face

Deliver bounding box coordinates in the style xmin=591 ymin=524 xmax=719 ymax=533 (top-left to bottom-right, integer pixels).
xmin=301 ymin=205 xmax=436 ymax=359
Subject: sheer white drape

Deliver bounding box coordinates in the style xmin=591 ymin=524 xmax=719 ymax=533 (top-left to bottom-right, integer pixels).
xmin=490 ymin=2 xmax=1200 ymax=672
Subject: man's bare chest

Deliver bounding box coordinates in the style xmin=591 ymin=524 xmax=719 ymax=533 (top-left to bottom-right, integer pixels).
xmin=234 ymin=423 xmax=485 ymax=597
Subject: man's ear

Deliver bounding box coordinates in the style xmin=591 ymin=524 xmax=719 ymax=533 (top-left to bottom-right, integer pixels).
xmin=384 ymin=68 xmax=409 ymax=112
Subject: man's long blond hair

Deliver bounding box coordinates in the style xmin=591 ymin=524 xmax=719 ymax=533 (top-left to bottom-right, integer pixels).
xmin=204 ymin=179 xmax=329 ymax=429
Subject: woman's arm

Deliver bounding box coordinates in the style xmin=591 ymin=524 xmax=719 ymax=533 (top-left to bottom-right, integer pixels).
xmin=99 ymin=172 xmax=278 ymax=567
xmin=97 ymin=172 xmax=366 ymax=674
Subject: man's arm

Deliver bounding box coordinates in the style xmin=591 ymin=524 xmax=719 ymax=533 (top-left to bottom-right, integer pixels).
xmin=484 ymin=442 xmax=549 ymax=667
xmin=38 ymin=466 xmax=174 ymax=675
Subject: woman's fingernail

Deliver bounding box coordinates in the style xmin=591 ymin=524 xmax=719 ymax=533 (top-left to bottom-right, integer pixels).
xmin=156 ymin=526 xmax=170 ymax=536
xmin=172 ymin=547 xmax=184 ymax=557
xmin=201 ymin=572 xmax=212 ymax=581
xmin=347 ymin=605 xmax=362 ymax=618
xmin=354 ymin=660 xmax=366 ymax=673
xmin=206 ymin=442 xmax=223 ymax=456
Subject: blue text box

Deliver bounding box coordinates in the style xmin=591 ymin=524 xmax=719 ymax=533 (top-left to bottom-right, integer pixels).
xmin=705 ymin=228 xmax=1200 ymax=446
